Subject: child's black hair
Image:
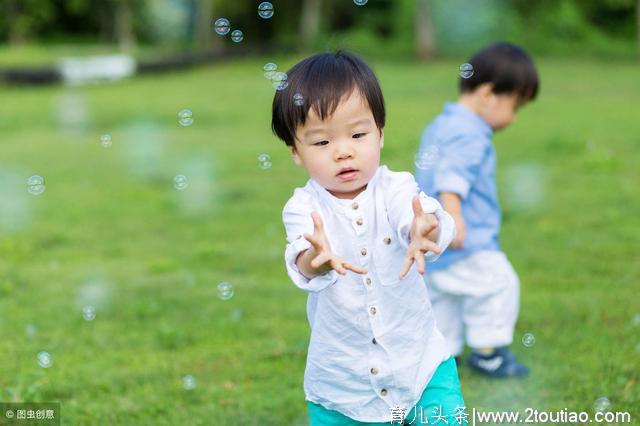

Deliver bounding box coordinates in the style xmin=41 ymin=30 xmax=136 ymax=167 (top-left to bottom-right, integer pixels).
xmin=460 ymin=42 xmax=539 ymax=102
xmin=271 ymin=51 xmax=385 ymax=147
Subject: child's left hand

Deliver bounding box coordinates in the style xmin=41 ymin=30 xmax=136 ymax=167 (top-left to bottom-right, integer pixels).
xmin=398 ymin=195 xmax=441 ymax=279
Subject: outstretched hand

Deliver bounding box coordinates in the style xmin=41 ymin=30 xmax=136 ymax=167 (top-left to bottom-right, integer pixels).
xmin=398 ymin=195 xmax=441 ymax=279
xmin=304 ymin=212 xmax=367 ymax=276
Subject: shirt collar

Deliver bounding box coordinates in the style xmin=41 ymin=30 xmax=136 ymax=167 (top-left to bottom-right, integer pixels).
xmin=444 ymin=102 xmax=493 ymax=138
xmin=309 ymin=165 xmax=384 ymax=210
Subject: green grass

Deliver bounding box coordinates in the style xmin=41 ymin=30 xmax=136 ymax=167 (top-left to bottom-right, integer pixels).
xmin=0 ymin=55 xmax=639 ymax=425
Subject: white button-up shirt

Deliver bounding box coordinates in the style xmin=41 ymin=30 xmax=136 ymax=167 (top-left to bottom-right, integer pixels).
xmin=282 ymin=165 xmax=456 ymax=423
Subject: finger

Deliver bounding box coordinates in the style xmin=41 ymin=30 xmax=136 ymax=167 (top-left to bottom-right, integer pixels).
xmin=310 ymin=252 xmax=330 ymax=269
xmin=411 ymin=195 xmax=423 ymax=217
xmin=303 ymin=233 xmax=322 ymax=251
xmin=330 ymin=259 xmax=348 ymax=275
xmin=398 ymin=256 xmax=414 ymax=279
xmin=310 ymin=211 xmax=324 ymax=234
xmin=421 ymin=241 xmax=441 ymax=255
xmin=415 ymin=252 xmax=425 ymax=275
xmin=343 ymin=262 xmax=367 ymax=275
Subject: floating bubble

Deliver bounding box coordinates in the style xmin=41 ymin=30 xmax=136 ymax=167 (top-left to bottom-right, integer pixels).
xmin=354 ymin=0 xmax=368 ymax=5
xmin=183 ymin=374 xmax=196 ymax=390
xmin=258 ymin=153 xmax=272 ymax=170
xmin=178 ymin=109 xmax=193 ymax=127
xmin=100 ymin=134 xmax=112 ymax=148
xmin=217 ymin=281 xmax=234 ymax=300
xmin=293 ymin=92 xmax=305 ymax=107
xmin=26 ymin=324 xmax=38 ymax=337
xmin=271 ymin=71 xmax=288 ymax=91
xmin=522 ymin=332 xmax=535 ymax=347
xmin=263 ymin=62 xmax=277 ymax=79
xmin=258 ymin=2 xmax=274 ymax=19
xmin=231 ymin=29 xmax=244 ymax=43
xmin=214 ymin=18 xmax=230 ymax=36
xmin=173 ymin=175 xmax=188 ymax=190
xmin=414 ymin=145 xmax=439 ymax=170
xmin=593 ymin=397 xmax=611 ymax=413
xmin=27 ymin=175 xmax=46 ymax=195
xmin=459 ymin=63 xmax=474 ymax=79
xmin=82 ymin=305 xmax=96 ymax=321
xmin=37 ymin=351 xmax=53 ymax=368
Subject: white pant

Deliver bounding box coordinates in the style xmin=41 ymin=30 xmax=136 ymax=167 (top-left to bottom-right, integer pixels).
xmin=425 ymin=250 xmax=520 ymax=356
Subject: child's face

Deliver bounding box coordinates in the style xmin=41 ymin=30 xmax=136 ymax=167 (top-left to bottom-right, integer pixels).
xmin=290 ymin=90 xmax=383 ymax=200
xmin=478 ymin=92 xmax=522 ymax=131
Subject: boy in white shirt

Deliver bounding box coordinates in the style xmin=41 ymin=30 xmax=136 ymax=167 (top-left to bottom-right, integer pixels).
xmin=272 ymin=51 xmax=467 ymax=425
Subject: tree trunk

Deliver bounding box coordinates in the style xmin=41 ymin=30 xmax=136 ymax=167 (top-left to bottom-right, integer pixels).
xmin=636 ymin=0 xmax=640 ymax=60
xmin=115 ymin=0 xmax=136 ymax=52
xmin=300 ymin=0 xmax=322 ymax=51
xmin=195 ymin=0 xmax=219 ymax=51
xmin=415 ymin=0 xmax=437 ymax=61
xmin=6 ymin=0 xmax=25 ymax=46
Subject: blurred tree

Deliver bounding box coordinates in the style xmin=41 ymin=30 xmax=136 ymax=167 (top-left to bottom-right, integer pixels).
xmin=300 ymin=0 xmax=322 ymax=51
xmin=4 ymin=0 xmax=54 ymax=45
xmin=114 ymin=0 xmax=136 ymax=51
xmin=415 ymin=0 xmax=436 ymax=61
xmin=194 ymin=0 xmax=214 ymax=49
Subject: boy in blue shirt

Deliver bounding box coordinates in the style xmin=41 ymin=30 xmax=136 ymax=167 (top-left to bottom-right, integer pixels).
xmin=415 ymin=42 xmax=539 ymax=378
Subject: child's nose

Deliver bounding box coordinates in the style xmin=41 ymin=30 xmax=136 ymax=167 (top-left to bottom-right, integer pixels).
xmin=334 ymin=140 xmax=354 ymax=160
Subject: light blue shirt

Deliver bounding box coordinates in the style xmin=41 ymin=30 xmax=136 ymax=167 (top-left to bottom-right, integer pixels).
xmin=415 ymin=102 xmax=501 ymax=270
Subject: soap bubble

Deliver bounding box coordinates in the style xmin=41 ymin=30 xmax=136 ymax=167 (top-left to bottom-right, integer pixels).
xmin=173 ymin=175 xmax=188 ymax=190
xmin=414 ymin=145 xmax=439 ymax=170
xmin=263 ymin=62 xmax=277 ymax=79
xmin=258 ymin=2 xmax=274 ymax=19
xmin=354 ymin=0 xmax=368 ymax=5
xmin=217 ymin=281 xmax=234 ymax=300
xmin=459 ymin=63 xmax=474 ymax=79
xmin=37 ymin=351 xmax=53 ymax=368
xmin=258 ymin=153 xmax=272 ymax=170
xmin=593 ymin=397 xmax=611 ymax=413
xmin=100 ymin=134 xmax=112 ymax=148
xmin=293 ymin=92 xmax=305 ymax=107
xmin=178 ymin=109 xmax=193 ymax=127
xmin=82 ymin=305 xmax=96 ymax=321
xmin=522 ymin=332 xmax=535 ymax=347
xmin=183 ymin=374 xmax=196 ymax=390
xmin=272 ymin=72 xmax=288 ymax=90
xmin=231 ymin=29 xmax=244 ymax=43
xmin=27 ymin=175 xmax=46 ymax=195
xmin=214 ymin=18 xmax=230 ymax=36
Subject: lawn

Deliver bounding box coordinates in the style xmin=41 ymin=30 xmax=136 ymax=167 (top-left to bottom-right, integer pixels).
xmin=0 ymin=53 xmax=638 ymax=425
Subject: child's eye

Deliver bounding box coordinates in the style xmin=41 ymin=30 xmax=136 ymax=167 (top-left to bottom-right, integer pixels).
xmin=313 ymin=140 xmax=329 ymax=146
xmin=352 ymin=133 xmax=367 ymax=139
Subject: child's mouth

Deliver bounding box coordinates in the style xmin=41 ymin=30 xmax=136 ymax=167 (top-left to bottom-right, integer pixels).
xmin=337 ymin=169 xmax=358 ymax=181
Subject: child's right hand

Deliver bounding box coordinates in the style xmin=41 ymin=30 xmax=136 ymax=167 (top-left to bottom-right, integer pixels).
xmin=301 ymin=211 xmax=367 ymax=276
xmin=450 ymin=214 xmax=466 ymax=249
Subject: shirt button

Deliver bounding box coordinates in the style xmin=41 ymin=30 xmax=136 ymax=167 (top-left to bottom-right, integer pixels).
xmin=369 ymin=306 xmax=377 ymax=315
xmin=380 ymin=388 xmax=388 ymax=397
xmin=365 ymin=277 xmax=372 ymax=285
xmin=361 ymin=248 xmax=367 ymax=256
xmin=351 ymin=202 xmax=359 ymax=210
xmin=383 ymin=237 xmax=391 ymax=245
xmin=370 ymin=367 xmax=379 ymax=375
xmin=355 ymin=218 xmax=364 ymax=226
xmin=372 ymin=338 xmax=377 ymax=344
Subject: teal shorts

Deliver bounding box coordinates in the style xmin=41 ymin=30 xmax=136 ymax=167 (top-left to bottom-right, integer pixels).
xmin=307 ymin=356 xmax=466 ymax=425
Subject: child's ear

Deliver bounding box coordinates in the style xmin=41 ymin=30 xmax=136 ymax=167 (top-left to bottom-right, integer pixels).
xmin=379 ymin=130 xmax=384 ymax=148
xmin=290 ymin=145 xmax=303 ymax=166
xmin=477 ymin=82 xmax=495 ymax=101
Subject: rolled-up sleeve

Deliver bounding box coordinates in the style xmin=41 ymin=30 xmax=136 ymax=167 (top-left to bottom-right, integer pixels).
xmin=282 ymin=193 xmax=338 ymax=292
xmin=433 ymin=135 xmax=487 ymax=199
